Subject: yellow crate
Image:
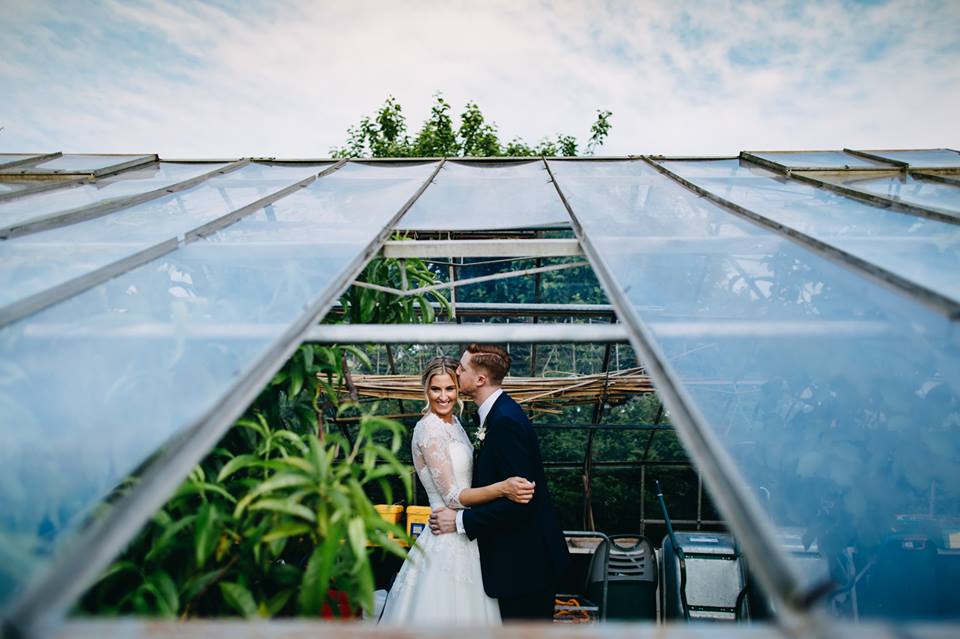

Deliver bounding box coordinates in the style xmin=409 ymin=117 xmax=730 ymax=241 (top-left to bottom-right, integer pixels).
xmin=406 ymin=505 xmax=432 ymax=539
xmin=374 ymin=504 xmax=404 ymax=524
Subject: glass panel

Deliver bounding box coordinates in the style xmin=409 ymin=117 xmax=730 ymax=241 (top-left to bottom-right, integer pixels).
xmin=749 ymin=150 xmax=892 ymax=169
xmin=2 ymin=154 xmax=145 ymax=173
xmin=0 ymin=162 xmax=232 ymax=230
xmin=0 ymin=180 xmax=39 ymax=194
xmin=550 ymin=159 xmax=960 ymax=622
xmin=0 ymin=163 xmax=332 ymax=311
xmin=397 ymin=160 xmax=570 ymax=230
xmin=817 ymin=172 xmax=960 ymax=216
xmin=861 ymin=149 xmax=960 ymax=168
xmin=0 ymin=161 xmax=435 ymax=608
xmin=663 ymin=159 xmax=960 ymax=305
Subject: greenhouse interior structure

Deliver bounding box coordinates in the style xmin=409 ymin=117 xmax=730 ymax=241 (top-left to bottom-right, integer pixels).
xmin=1 ymin=148 xmax=959 ymax=638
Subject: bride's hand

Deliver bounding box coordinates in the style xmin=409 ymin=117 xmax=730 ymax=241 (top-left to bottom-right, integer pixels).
xmin=501 ymin=476 xmax=535 ymax=504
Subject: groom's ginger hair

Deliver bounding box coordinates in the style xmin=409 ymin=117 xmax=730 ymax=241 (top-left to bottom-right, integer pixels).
xmin=465 ymin=343 xmax=511 ymax=384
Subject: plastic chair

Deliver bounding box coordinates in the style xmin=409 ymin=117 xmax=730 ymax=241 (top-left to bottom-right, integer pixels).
xmin=604 ymin=535 xmax=658 ymax=620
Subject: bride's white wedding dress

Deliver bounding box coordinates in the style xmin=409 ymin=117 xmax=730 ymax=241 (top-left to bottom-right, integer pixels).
xmin=379 ymin=412 xmax=501 ymax=625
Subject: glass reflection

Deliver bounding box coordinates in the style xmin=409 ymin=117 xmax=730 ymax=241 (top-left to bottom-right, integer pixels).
xmin=550 ymin=159 xmax=960 ymax=621
xmin=0 ymin=161 xmax=436 ymax=609
xmin=0 ymin=162 xmax=231 ymax=231
xmin=822 ymin=172 xmax=960 ymax=216
xmin=398 ymin=160 xmax=570 ymax=230
xmin=664 ymin=159 xmax=960 ymax=305
xmin=860 ymin=150 xmax=960 ymax=169
xmin=0 ymin=163 xmax=330 ymax=311
xmin=749 ymin=151 xmax=891 ymax=169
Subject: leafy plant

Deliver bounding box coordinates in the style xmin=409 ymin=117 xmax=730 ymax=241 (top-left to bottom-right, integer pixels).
xmin=332 ymin=94 xmax=612 ymax=158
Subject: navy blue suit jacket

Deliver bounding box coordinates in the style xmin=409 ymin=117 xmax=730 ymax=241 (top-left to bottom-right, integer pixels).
xmin=461 ymin=392 xmax=570 ymax=598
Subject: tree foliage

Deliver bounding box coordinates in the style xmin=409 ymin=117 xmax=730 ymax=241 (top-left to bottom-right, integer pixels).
xmin=332 ymin=94 xmax=612 ymax=158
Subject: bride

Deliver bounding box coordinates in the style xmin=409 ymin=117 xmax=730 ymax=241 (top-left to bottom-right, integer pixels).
xmin=379 ymin=356 xmax=535 ymax=625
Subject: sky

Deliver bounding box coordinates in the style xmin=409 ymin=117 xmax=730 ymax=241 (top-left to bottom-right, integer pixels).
xmin=1 ymin=0 xmax=958 ymax=158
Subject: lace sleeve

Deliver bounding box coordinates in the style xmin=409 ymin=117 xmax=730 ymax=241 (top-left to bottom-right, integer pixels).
xmin=413 ymin=416 xmax=466 ymax=509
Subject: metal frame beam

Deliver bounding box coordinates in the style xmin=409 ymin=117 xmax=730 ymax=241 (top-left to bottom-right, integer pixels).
xmin=2 ymin=159 xmax=444 ymax=638
xmin=0 ymin=175 xmax=89 ymax=203
xmin=0 ymin=154 xmax=157 ymax=179
xmin=740 ymin=150 xmax=902 ymax=172
xmin=325 ymin=301 xmax=615 ymax=318
xmin=0 ymin=159 xmax=250 ymax=239
xmin=648 ymin=158 xmax=960 ymax=319
xmin=352 ymin=260 xmax=589 ymax=297
xmin=543 ymin=158 xmax=812 ymax=623
xmin=0 ymin=152 xmax=62 ymax=171
xmin=305 ymin=322 xmax=627 ymax=344
xmin=787 ymin=170 xmax=960 ymax=226
xmin=381 ymin=238 xmax=581 ymax=258
xmin=0 ymin=160 xmax=350 ymax=328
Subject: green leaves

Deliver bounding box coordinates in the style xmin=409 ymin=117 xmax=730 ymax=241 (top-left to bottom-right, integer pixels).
xmin=82 ymin=344 xmax=414 ymax=620
xmin=330 ymin=94 xmax=613 ymax=158
xmin=220 ymin=581 xmax=258 ymax=618
xmin=194 ymin=503 xmax=220 ymax=569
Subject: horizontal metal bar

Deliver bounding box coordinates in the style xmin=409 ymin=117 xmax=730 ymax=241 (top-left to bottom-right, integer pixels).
xmin=532 ymin=422 xmax=672 ymax=431
xmin=0 ymin=159 xmax=251 ymax=238
xmin=326 ymin=300 xmax=615 ymax=318
xmin=352 ymin=260 xmax=589 ymax=297
xmin=0 ymin=152 xmax=61 ymax=170
xmin=382 ymin=238 xmax=582 ymax=258
xmin=544 ymin=460 xmax=693 ymax=468
xmin=649 ymin=159 xmax=960 ymax=319
xmin=305 ymin=322 xmax=628 ymax=344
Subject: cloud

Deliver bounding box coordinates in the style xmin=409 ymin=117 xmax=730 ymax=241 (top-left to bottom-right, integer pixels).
xmin=0 ymin=0 xmax=958 ymax=156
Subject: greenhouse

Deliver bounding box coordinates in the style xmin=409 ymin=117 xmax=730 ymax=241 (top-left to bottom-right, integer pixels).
xmin=1 ymin=148 xmax=959 ymax=638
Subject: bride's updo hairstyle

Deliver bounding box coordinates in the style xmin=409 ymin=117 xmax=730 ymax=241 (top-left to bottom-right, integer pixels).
xmin=420 ymin=355 xmax=464 ymax=415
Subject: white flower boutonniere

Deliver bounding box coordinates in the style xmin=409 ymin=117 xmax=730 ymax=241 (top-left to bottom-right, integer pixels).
xmin=474 ymin=422 xmax=487 ymax=448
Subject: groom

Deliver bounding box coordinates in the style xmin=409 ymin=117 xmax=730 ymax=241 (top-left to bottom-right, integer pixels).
xmin=429 ymin=343 xmax=570 ymax=620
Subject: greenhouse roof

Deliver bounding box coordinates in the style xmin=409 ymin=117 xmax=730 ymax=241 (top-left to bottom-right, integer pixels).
xmin=1 ymin=149 xmax=959 ymax=635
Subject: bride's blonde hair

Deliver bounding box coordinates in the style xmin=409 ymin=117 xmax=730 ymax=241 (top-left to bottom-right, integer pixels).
xmin=420 ymin=355 xmax=464 ymax=416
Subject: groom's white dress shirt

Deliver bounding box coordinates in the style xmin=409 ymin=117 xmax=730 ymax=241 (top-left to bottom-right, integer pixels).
xmin=455 ymin=387 xmax=503 ymax=534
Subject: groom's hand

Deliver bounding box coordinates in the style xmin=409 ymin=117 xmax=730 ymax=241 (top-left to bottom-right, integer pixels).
xmin=429 ymin=508 xmax=457 ymax=535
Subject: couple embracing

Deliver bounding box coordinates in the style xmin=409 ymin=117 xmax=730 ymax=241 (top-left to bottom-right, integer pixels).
xmin=380 ymin=344 xmax=570 ymax=624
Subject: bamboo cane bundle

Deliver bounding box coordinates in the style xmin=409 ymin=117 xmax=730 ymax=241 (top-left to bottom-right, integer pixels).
xmin=342 ymin=367 xmax=654 ymax=408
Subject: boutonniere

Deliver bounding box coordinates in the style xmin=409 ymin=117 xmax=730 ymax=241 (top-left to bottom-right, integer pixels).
xmin=473 ymin=422 xmax=487 ymax=449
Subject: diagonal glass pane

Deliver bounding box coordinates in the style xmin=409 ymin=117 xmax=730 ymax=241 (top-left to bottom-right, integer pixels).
xmin=812 ymin=172 xmax=960 ymax=216
xmin=748 ymin=150 xmax=893 ymax=169
xmin=859 ymin=149 xmax=960 ymax=168
xmin=397 ymin=160 xmax=570 ymax=230
xmin=550 ymin=159 xmax=960 ymax=622
xmin=0 ymin=161 xmax=436 ymax=610
xmin=0 ymin=180 xmax=43 ymax=194
xmin=0 ymin=163 xmax=332 ymax=313
xmin=663 ymin=159 xmax=960 ymax=305
xmin=0 ymin=162 xmax=232 ymax=230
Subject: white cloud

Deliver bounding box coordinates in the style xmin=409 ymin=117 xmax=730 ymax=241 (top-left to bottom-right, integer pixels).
xmin=0 ymin=0 xmax=958 ymax=156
